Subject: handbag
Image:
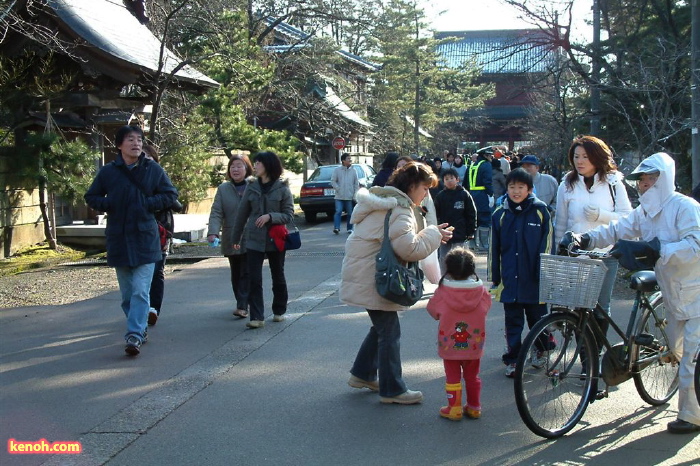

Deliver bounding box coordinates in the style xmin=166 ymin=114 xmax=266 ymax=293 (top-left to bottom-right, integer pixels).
xmin=375 ymin=210 xmax=424 ymax=306
xmin=285 ymin=224 xmax=302 ymax=250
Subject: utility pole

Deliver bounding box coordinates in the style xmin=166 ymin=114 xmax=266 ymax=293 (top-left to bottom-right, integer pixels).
xmin=590 ymin=0 xmax=601 ymax=136
xmin=692 ymin=0 xmax=700 ymax=188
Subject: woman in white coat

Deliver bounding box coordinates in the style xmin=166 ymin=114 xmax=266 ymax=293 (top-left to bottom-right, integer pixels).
xmin=569 ymin=152 xmax=700 ymax=434
xmin=341 ymin=162 xmax=453 ymax=405
xmin=554 ymin=135 xmax=632 ymax=316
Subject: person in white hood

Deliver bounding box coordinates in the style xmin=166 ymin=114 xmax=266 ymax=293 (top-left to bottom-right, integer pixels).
xmin=563 ymin=152 xmax=700 ymax=434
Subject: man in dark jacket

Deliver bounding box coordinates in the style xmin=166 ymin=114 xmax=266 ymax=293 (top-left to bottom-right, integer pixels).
xmin=434 ymin=168 xmax=477 ymax=272
xmin=84 ymin=125 xmax=178 ymax=356
xmin=464 ymin=147 xmax=494 ymax=251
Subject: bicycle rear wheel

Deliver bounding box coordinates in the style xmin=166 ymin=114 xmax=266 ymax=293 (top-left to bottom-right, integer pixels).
xmin=694 ymin=345 xmax=700 ymax=406
xmin=514 ymin=312 xmax=597 ymax=439
xmin=633 ymin=294 xmax=679 ymax=405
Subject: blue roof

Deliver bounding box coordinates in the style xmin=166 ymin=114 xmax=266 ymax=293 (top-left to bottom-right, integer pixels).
xmin=435 ymin=29 xmax=558 ymax=74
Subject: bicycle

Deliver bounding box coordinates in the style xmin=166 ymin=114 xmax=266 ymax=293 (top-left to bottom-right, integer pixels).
xmin=513 ymin=247 xmax=680 ymax=438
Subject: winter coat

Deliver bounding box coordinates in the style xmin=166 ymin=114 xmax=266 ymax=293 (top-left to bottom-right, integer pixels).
xmin=464 ymin=156 xmax=493 ymax=213
xmin=340 ymin=186 xmax=443 ymax=311
xmin=586 ymin=153 xmax=700 ymax=320
xmin=207 ymin=178 xmax=253 ymax=256
xmin=434 ymin=186 xmax=477 ymax=242
xmin=372 ymin=168 xmax=393 ymax=187
xmin=554 ymin=170 xmax=632 ymax=249
xmin=230 ymin=178 xmax=295 ymax=253
xmin=491 ymin=164 xmax=506 ymax=199
xmin=533 ymin=172 xmax=559 ymax=213
xmin=84 ymin=153 xmax=178 ymax=267
xmin=331 ymin=165 xmax=359 ymax=200
xmin=488 ymin=193 xmax=554 ymax=303
xmin=427 ymin=278 xmax=491 ymax=360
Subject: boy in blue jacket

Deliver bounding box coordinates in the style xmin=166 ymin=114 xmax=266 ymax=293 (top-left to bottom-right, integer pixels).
xmin=488 ymin=168 xmax=554 ymax=377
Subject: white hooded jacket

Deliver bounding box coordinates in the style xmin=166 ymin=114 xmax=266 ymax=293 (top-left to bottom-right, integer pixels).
xmin=586 ymin=153 xmax=700 ymax=320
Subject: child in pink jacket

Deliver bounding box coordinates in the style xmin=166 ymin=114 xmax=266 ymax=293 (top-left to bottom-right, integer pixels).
xmin=427 ymin=247 xmax=492 ymax=420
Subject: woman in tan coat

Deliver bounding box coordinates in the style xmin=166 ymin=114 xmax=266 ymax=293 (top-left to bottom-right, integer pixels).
xmin=341 ymin=162 xmax=453 ymax=404
xmin=207 ymin=155 xmax=254 ymax=318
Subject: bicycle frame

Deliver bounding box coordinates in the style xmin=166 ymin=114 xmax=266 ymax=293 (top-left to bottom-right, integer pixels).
xmin=551 ymin=288 xmax=667 ymax=385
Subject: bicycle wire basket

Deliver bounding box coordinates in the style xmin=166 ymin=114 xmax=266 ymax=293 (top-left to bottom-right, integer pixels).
xmin=539 ymin=254 xmax=608 ymax=309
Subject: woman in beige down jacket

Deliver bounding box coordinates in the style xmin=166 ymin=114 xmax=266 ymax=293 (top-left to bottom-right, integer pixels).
xmin=341 ymin=162 xmax=453 ymax=405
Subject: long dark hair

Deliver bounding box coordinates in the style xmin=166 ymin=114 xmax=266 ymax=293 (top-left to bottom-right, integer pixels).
xmin=565 ymin=135 xmax=617 ymax=189
xmin=253 ymin=151 xmax=283 ymax=181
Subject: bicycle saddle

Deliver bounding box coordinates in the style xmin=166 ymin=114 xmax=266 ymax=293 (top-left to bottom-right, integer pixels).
xmin=630 ymin=270 xmax=659 ymax=292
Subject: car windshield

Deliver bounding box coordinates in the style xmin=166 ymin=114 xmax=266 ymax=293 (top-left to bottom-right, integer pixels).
xmin=308 ymin=165 xmax=369 ymax=182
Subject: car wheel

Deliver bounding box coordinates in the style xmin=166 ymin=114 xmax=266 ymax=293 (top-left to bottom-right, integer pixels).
xmin=304 ymin=211 xmax=317 ymax=223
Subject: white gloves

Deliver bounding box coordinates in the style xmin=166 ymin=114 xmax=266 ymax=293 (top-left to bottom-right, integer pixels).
xmin=488 ymin=195 xmax=494 ymax=208
xmin=584 ymin=204 xmax=615 ymax=223
xmin=583 ymin=205 xmax=600 ymax=222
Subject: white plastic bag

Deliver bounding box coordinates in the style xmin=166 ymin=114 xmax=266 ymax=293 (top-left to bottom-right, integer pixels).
xmin=420 ymin=249 xmax=442 ymax=284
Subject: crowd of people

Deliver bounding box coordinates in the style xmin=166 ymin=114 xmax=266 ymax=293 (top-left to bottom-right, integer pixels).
xmin=86 ymin=128 xmax=699 ymax=434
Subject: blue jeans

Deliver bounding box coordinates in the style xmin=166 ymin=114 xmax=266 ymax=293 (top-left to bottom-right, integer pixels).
xmin=246 ymin=249 xmax=287 ymax=321
xmin=351 ymin=310 xmax=407 ymax=397
xmin=115 ymin=263 xmax=155 ymax=342
xmin=334 ymin=199 xmax=354 ymax=231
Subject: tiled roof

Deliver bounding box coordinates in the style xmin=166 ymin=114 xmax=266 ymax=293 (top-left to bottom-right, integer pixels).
xmin=435 ymin=29 xmax=558 ymax=74
xmin=263 ymin=16 xmax=381 ymax=71
xmin=47 ymin=0 xmax=218 ymax=87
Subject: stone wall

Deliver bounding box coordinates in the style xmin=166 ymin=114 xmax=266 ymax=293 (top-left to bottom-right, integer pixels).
xmin=1 ymin=151 xmax=45 ymax=258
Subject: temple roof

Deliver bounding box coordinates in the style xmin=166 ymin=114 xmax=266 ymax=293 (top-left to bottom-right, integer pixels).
xmin=435 ymin=29 xmax=558 ymax=74
xmin=47 ymin=0 xmax=218 ymax=88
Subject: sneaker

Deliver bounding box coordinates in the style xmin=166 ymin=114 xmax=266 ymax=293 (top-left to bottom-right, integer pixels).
xmin=505 ymin=363 xmax=516 ymax=378
xmin=246 ymin=320 xmax=265 ymax=329
xmin=347 ymin=230 xmax=353 ymax=234
xmin=348 ymin=375 xmax=379 ymax=392
xmin=464 ymin=407 xmax=481 ymax=419
xmin=667 ymin=419 xmax=700 ymax=434
xmin=125 ymin=336 xmax=141 ymax=356
xmin=142 ymin=329 xmax=148 ymax=344
xmin=333 ymin=228 xmax=340 ymax=234
xmin=531 ymin=350 xmax=549 ymax=369
xmin=148 ymin=308 xmax=158 ymax=326
xmin=380 ymin=389 xmax=423 ymax=405
xmin=272 ymin=314 xmax=285 ymax=322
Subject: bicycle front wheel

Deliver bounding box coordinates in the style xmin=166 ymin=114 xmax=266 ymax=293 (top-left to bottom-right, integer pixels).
xmin=633 ymin=294 xmax=679 ymax=405
xmin=514 ymin=312 xmax=597 ymax=439
xmin=694 ymin=346 xmax=700 ymax=407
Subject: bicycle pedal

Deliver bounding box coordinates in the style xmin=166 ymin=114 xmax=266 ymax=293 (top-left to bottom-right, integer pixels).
xmin=634 ymin=333 xmax=655 ymax=347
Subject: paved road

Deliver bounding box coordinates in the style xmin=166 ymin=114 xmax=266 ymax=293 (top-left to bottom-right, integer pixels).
xmin=1 ymin=217 xmax=697 ymax=465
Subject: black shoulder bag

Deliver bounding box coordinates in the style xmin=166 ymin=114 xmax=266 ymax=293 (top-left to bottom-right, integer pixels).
xmin=375 ymin=210 xmax=424 ymax=306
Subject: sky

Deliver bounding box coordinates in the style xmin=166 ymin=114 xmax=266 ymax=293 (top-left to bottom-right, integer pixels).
xmin=423 ymin=0 xmax=593 ymax=38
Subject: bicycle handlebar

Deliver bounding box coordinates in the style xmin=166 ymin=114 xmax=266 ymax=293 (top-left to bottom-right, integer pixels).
xmin=557 ymin=245 xmax=611 ymax=260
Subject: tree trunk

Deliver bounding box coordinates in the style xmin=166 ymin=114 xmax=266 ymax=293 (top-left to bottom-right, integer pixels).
xmin=38 ymin=176 xmax=57 ymax=250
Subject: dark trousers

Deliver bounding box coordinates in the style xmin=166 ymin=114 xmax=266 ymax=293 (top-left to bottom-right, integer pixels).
xmin=227 ymin=254 xmax=250 ymax=311
xmin=502 ymin=302 xmax=549 ymax=365
xmin=351 ymin=310 xmax=407 ymax=397
xmin=149 ymin=254 xmax=166 ymax=314
xmin=246 ymin=249 xmax=288 ymax=321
